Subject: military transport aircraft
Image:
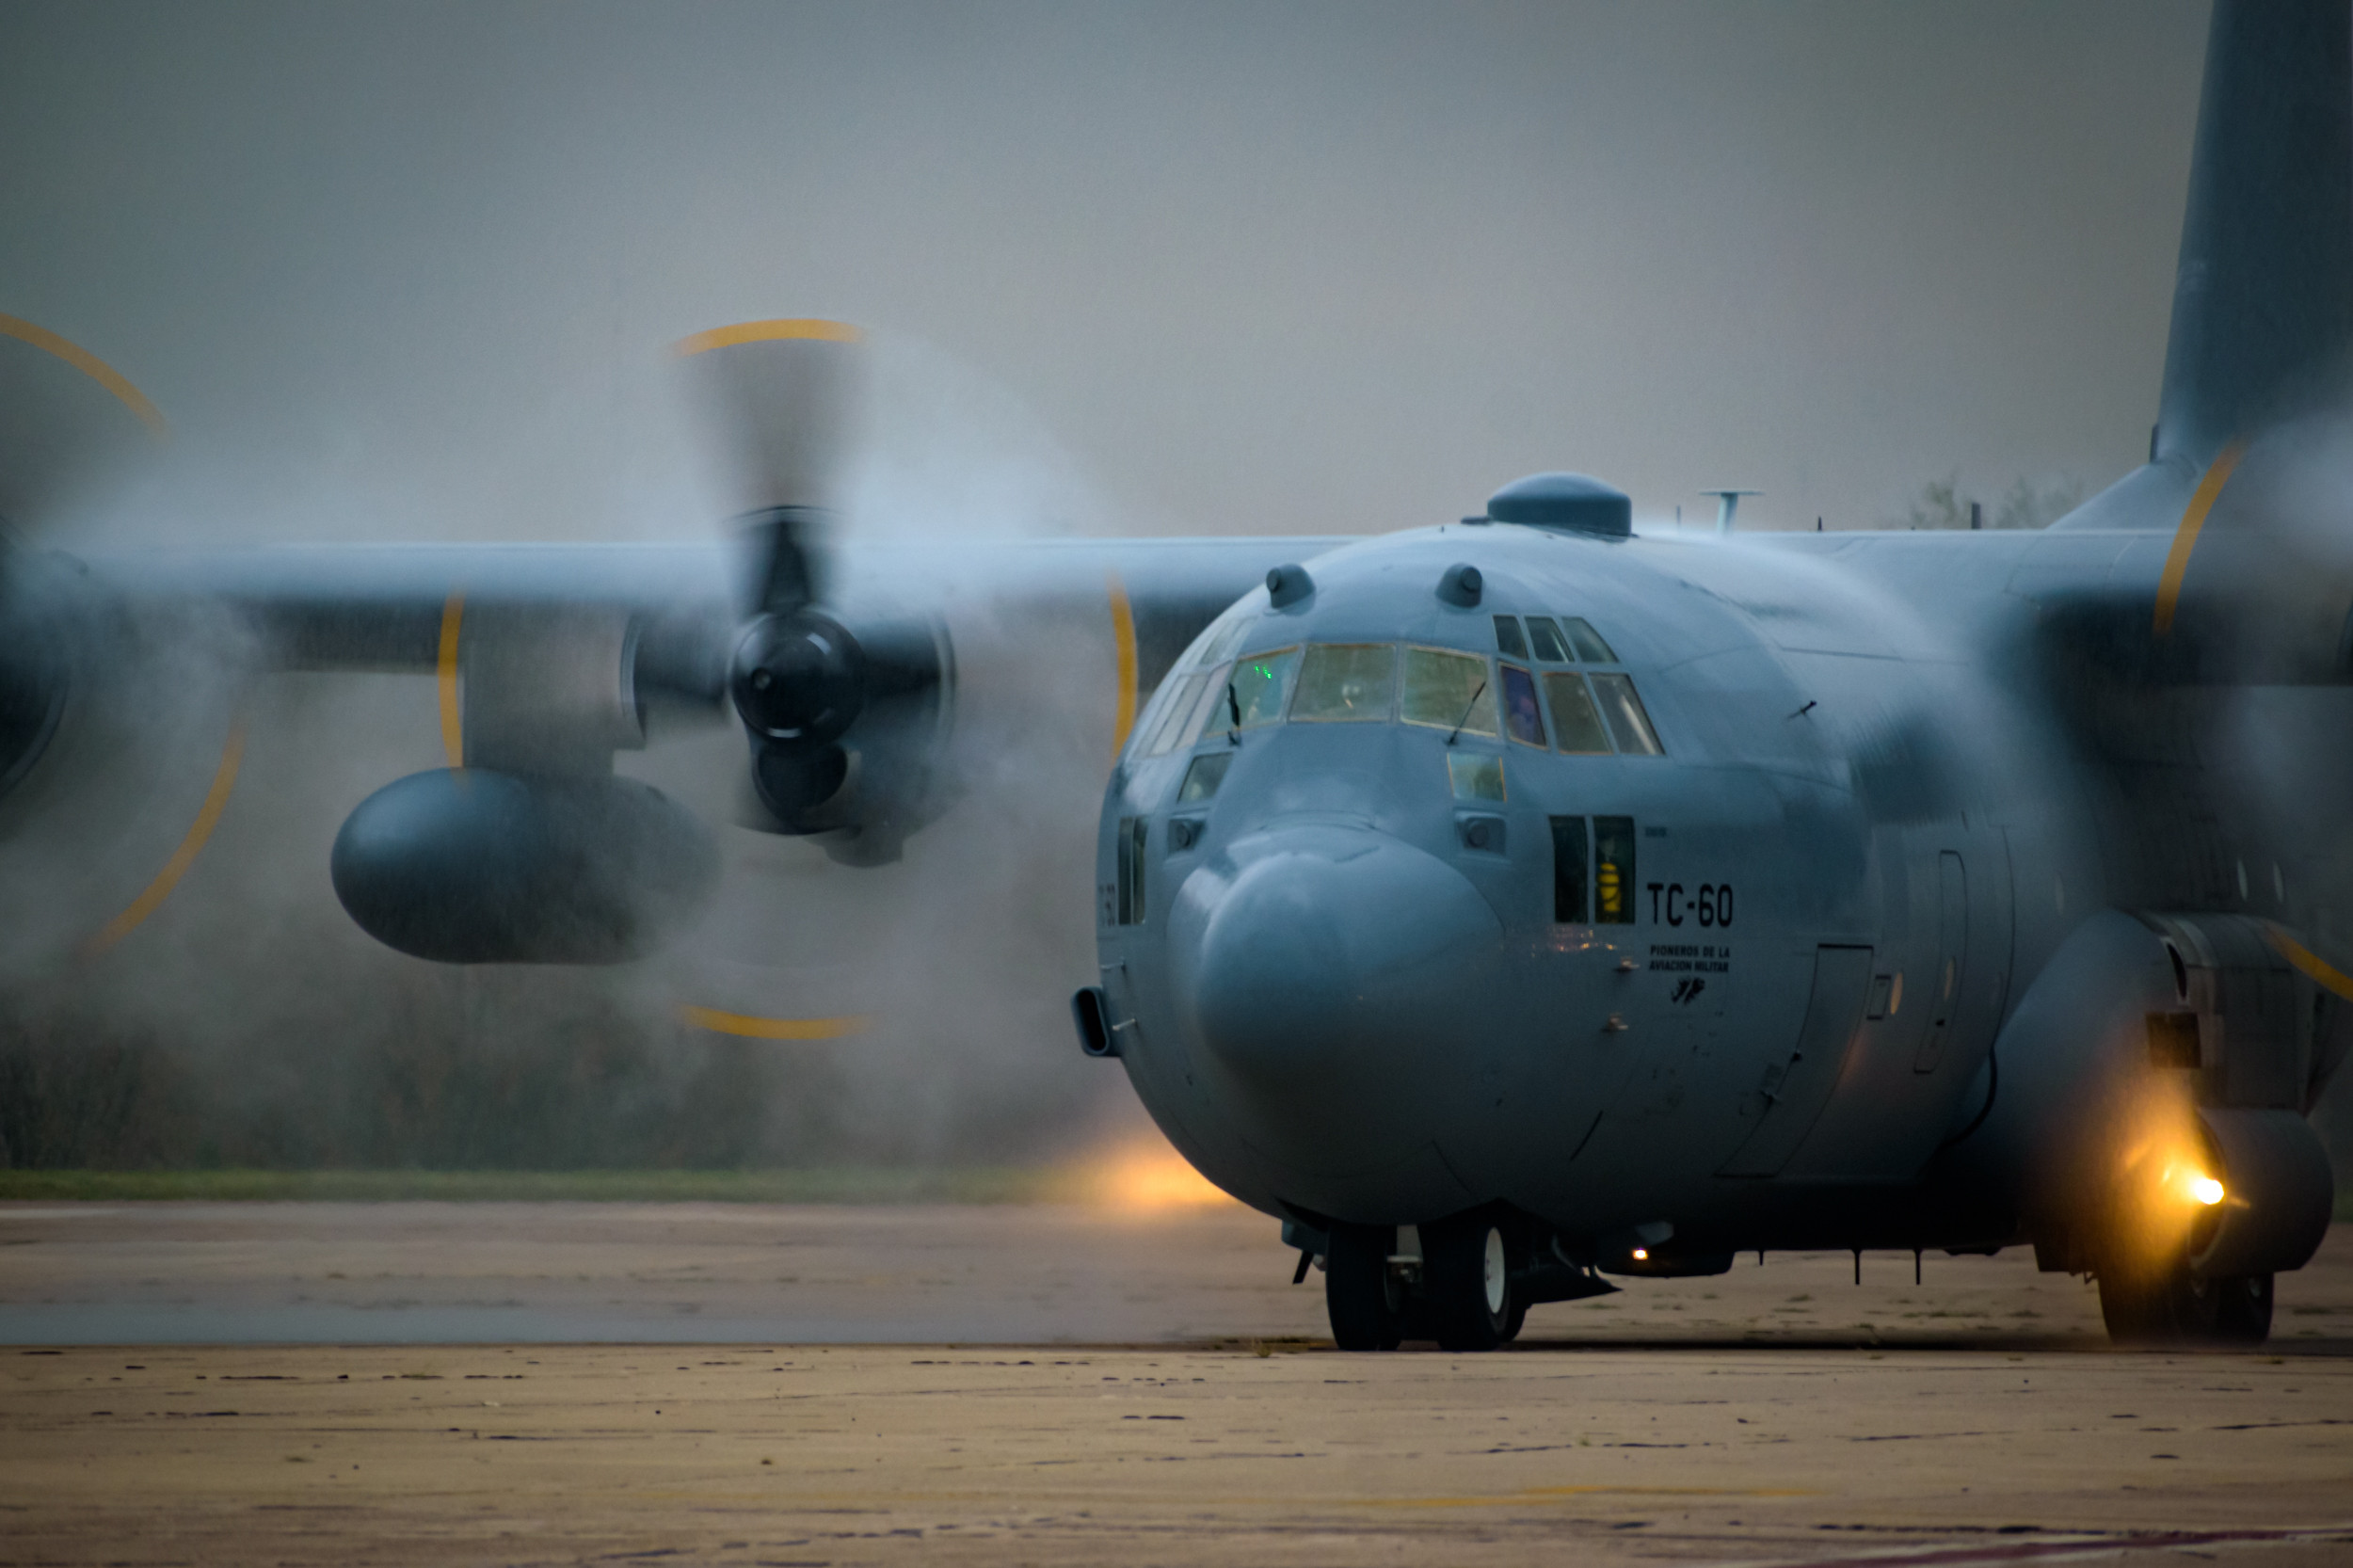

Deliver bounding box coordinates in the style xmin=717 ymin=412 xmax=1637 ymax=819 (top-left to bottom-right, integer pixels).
xmin=2 ymin=0 xmax=2346 ymax=1350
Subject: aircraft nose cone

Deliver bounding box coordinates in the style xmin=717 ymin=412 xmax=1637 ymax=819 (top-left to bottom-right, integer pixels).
xmin=1183 ymin=826 xmax=1502 ymax=1094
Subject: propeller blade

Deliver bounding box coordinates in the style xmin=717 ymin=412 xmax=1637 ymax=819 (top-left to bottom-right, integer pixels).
xmin=0 ymin=313 xmax=168 ymax=537
xmin=676 ymin=318 xmax=863 ymax=616
xmin=675 ymin=316 xmax=944 ymax=849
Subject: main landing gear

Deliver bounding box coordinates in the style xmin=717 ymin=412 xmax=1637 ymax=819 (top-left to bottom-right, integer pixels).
xmin=1326 ymin=1213 xmax=1523 ymax=1352
xmin=2098 ymin=1258 xmax=2274 ymax=1347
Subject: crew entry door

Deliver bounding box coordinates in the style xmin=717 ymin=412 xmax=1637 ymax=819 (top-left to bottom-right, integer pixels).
xmin=1913 ymin=852 xmax=1966 ymax=1073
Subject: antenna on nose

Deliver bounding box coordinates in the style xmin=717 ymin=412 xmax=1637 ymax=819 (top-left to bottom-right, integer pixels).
xmin=1445 ymin=679 xmax=1487 ymax=747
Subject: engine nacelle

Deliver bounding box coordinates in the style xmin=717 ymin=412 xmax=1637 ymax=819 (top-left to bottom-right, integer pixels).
xmin=330 ymin=768 xmax=719 ymax=965
xmin=2190 ymin=1107 xmax=2335 ymax=1278
xmin=1947 ymin=909 xmax=2342 ymax=1278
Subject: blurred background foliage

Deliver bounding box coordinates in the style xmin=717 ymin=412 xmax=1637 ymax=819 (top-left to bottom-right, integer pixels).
xmin=1894 ymin=472 xmax=2088 ymax=531
xmin=0 ymin=985 xmax=848 ymax=1171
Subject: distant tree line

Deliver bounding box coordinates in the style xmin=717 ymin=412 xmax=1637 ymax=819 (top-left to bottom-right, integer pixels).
xmin=0 ymin=987 xmax=848 ymax=1171
xmin=1897 ymin=473 xmax=2087 ymax=532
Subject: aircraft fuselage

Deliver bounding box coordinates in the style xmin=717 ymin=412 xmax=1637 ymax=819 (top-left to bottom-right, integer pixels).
xmin=1094 ymin=480 xmax=2345 ymax=1276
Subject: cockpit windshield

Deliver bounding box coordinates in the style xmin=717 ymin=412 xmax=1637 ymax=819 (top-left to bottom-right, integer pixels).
xmin=1292 ymin=644 xmax=1396 ymax=722
xmin=1229 ymin=648 xmax=1301 ymax=728
xmin=1401 ymin=648 xmax=1497 ymax=737
xmin=1126 ymin=614 xmax=1660 ymax=763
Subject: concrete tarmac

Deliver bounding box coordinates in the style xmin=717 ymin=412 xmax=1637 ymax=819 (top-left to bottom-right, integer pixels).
xmin=1 ymin=1202 xmax=2349 ymax=1565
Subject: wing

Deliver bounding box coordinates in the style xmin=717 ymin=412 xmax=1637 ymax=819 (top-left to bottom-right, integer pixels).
xmin=98 ymin=533 xmax=1338 ymax=686
xmin=0 ymin=311 xmax=1361 ymax=1182
xmin=5 ymin=531 xmax=1344 ymax=970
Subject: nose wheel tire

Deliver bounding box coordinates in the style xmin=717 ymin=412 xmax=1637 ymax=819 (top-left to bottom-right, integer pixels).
xmin=1324 ymin=1223 xmax=1403 ymax=1352
xmin=1424 ymin=1215 xmax=1514 ymax=1352
xmin=2098 ymin=1262 xmax=2273 ymax=1347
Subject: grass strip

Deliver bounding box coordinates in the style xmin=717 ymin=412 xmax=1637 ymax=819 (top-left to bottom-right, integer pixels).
xmin=0 ymin=1167 xmax=1092 ymax=1205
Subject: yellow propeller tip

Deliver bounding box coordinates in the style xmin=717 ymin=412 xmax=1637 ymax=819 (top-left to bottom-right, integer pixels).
xmin=0 ymin=312 xmax=168 ymax=439
xmin=675 ymin=318 xmax=864 ymax=356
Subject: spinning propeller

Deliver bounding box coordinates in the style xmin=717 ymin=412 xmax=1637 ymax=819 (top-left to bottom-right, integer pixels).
xmin=678 ymin=320 xmax=947 ymax=849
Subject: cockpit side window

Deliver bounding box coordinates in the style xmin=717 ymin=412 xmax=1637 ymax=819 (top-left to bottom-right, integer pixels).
xmin=1593 ymin=815 xmax=1636 ymax=923
xmin=1227 ymin=648 xmax=1301 ymax=729
xmin=1291 ymin=644 xmax=1397 ymax=722
xmin=1115 ymin=814 xmax=1148 ymax=924
xmin=1447 ymin=752 xmax=1505 ymax=802
xmin=1589 ymin=672 xmax=1665 ymax=756
xmin=1177 ymin=750 xmax=1233 ymax=803
xmin=1500 ymin=664 xmax=1545 ymax=747
xmin=1174 ymin=662 xmax=1235 ymax=749
xmin=1401 ymin=647 xmax=1497 ymax=737
xmin=1542 ymin=671 xmax=1613 ymax=754
xmin=1525 ymin=616 xmax=1571 ymax=663
xmin=1561 ymin=616 xmax=1616 ymax=664
xmin=1136 ymin=673 xmax=1207 ymax=758
xmin=1548 ymin=817 xmax=1589 ymax=922
xmin=1493 ymin=616 xmax=1529 ymax=659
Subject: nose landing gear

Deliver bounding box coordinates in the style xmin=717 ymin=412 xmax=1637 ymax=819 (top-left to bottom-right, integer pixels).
xmin=1324 ymin=1224 xmax=1404 ymax=1352
xmin=1324 ymin=1212 xmax=1523 ymax=1352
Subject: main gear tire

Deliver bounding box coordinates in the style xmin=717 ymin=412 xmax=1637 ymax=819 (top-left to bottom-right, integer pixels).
xmin=2099 ymin=1262 xmax=2274 ymax=1347
xmin=1423 ymin=1213 xmax=1513 ymax=1352
xmin=2211 ymin=1273 xmax=2275 ymax=1344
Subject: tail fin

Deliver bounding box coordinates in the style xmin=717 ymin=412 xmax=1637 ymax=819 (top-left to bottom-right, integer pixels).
xmin=2155 ymin=0 xmax=2353 ymax=467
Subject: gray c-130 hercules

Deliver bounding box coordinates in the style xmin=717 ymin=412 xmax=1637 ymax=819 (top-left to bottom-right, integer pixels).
xmin=1082 ymin=0 xmax=2350 ymax=1350
xmin=0 ymin=1 xmax=2345 ymax=1348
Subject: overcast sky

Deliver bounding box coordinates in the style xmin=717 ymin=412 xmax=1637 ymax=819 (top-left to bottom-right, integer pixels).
xmin=1 ymin=1 xmax=2211 ymax=547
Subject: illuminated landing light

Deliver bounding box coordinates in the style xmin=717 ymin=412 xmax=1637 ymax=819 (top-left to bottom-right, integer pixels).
xmin=1631 ymin=1247 xmax=1650 ymax=1261
xmin=2156 ymin=1156 xmax=2227 ymax=1208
